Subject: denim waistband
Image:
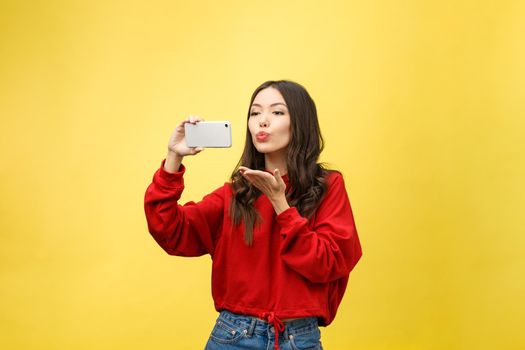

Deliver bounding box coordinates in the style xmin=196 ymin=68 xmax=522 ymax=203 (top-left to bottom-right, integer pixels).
xmin=217 ymin=310 xmax=319 ymax=339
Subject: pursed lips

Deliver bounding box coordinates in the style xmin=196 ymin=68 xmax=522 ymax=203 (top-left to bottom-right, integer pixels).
xmin=256 ymin=131 xmax=270 ymax=141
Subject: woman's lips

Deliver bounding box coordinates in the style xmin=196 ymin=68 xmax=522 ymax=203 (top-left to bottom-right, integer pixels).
xmin=256 ymin=132 xmax=269 ymax=141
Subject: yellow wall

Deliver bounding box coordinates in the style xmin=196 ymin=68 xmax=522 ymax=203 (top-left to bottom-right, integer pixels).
xmin=1 ymin=1 xmax=524 ymax=349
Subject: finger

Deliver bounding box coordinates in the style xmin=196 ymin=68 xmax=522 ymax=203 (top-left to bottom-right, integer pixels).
xmin=246 ymin=173 xmax=274 ymax=188
xmin=241 ymin=168 xmax=266 ymax=176
xmin=177 ymin=118 xmax=190 ymax=128
xmin=190 ymin=147 xmax=203 ymax=155
xmin=242 ymin=173 xmax=271 ymax=190
xmin=181 ymin=117 xmax=193 ymax=126
xmin=240 ymin=170 xmax=254 ymax=179
xmin=274 ymin=169 xmax=285 ymax=185
xmin=242 ymin=170 xmax=262 ymax=179
xmin=188 ymin=115 xmax=205 ymax=124
xmin=241 ymin=171 xmax=260 ymax=182
xmin=242 ymin=174 xmax=264 ymax=189
xmin=240 ymin=172 xmax=256 ymax=185
xmin=255 ymin=170 xmax=274 ymax=180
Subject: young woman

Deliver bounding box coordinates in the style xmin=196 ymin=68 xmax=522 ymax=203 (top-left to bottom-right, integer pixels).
xmin=144 ymin=80 xmax=362 ymax=350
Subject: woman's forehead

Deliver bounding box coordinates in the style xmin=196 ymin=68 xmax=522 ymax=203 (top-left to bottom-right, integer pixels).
xmin=252 ymin=87 xmax=286 ymax=107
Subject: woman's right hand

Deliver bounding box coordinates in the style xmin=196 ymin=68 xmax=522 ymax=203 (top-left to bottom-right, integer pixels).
xmin=164 ymin=116 xmax=204 ymax=173
xmin=167 ymin=115 xmax=205 ymax=157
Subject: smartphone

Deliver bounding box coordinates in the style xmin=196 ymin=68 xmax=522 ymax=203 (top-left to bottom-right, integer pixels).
xmin=184 ymin=121 xmax=232 ymax=148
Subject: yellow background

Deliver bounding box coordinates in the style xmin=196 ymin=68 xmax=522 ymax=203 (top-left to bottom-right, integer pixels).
xmin=1 ymin=1 xmax=524 ymax=349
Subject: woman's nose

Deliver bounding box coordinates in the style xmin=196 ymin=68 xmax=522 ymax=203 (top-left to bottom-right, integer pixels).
xmin=259 ymin=115 xmax=269 ymax=128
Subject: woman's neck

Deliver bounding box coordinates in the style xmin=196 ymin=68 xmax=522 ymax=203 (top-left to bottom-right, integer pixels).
xmin=264 ymin=150 xmax=287 ymax=175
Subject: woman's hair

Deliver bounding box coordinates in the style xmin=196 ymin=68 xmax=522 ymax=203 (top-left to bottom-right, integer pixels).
xmin=229 ymin=80 xmax=329 ymax=245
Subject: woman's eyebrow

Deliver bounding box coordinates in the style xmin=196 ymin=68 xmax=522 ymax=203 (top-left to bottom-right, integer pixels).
xmin=251 ymin=103 xmax=288 ymax=108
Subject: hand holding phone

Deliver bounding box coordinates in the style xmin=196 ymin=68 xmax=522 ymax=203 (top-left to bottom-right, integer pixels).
xmin=168 ymin=116 xmax=206 ymax=153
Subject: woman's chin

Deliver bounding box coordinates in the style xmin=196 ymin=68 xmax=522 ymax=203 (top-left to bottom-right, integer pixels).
xmin=254 ymin=145 xmax=274 ymax=154
xmin=254 ymin=144 xmax=287 ymax=155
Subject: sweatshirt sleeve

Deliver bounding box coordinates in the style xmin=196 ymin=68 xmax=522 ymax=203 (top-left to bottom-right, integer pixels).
xmin=144 ymin=160 xmax=225 ymax=257
xmin=276 ymin=172 xmax=362 ymax=283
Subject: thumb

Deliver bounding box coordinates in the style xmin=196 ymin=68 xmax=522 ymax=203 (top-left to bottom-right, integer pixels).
xmin=273 ymin=169 xmax=284 ymax=184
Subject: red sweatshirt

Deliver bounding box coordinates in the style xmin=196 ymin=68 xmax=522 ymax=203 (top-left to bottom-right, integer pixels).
xmin=144 ymin=160 xmax=362 ymax=327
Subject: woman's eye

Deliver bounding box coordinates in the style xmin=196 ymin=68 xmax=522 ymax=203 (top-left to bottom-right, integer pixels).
xmin=273 ymin=111 xmax=285 ymax=115
xmin=250 ymin=111 xmax=260 ymax=116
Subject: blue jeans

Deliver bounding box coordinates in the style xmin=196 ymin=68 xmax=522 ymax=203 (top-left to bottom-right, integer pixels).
xmin=204 ymin=310 xmax=323 ymax=350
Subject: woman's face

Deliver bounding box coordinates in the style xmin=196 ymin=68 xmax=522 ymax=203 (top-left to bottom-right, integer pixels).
xmin=248 ymin=87 xmax=291 ymax=156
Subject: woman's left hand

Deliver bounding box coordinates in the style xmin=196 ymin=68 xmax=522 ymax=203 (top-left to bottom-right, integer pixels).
xmin=238 ymin=166 xmax=290 ymax=215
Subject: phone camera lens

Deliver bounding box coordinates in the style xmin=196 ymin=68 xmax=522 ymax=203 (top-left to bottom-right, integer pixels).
xmin=224 ymin=124 xmax=228 ymax=127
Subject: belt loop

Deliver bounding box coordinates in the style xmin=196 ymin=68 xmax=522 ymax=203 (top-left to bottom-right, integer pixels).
xmin=247 ymin=317 xmax=256 ymax=337
xmin=283 ymin=322 xmax=290 ymax=341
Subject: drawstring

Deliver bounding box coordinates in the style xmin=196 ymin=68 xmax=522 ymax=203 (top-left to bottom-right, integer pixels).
xmin=262 ymin=312 xmax=285 ymax=350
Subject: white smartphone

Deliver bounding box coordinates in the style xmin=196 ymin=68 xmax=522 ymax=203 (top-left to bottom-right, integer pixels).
xmin=184 ymin=121 xmax=232 ymax=148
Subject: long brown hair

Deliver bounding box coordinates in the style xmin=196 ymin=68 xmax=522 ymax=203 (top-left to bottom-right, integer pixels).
xmin=229 ymin=80 xmax=329 ymax=245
